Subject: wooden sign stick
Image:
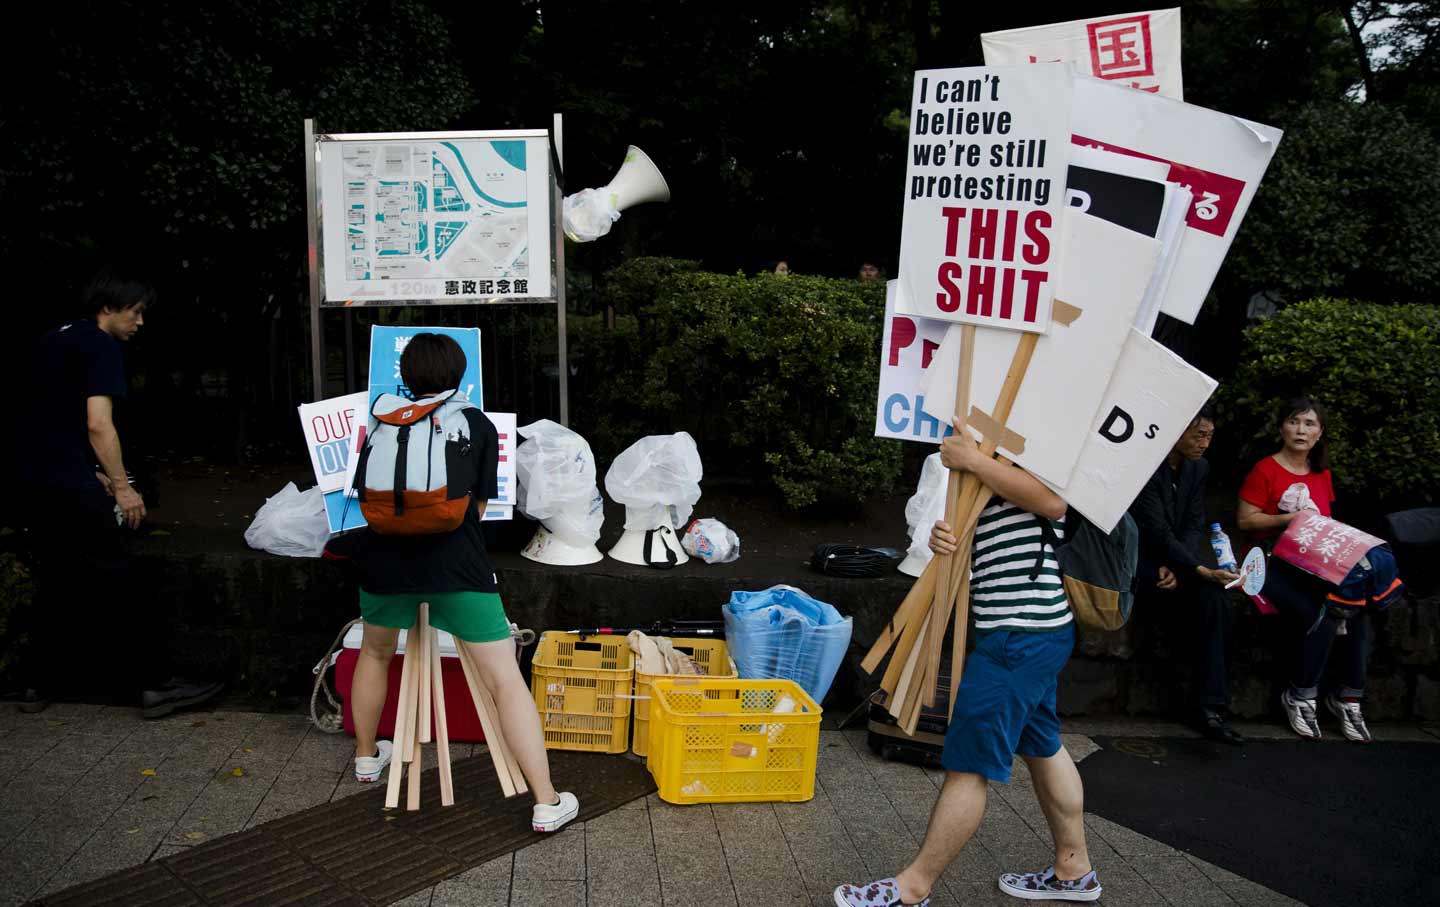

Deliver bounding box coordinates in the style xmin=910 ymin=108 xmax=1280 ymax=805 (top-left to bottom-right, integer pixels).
xmin=429 ymin=623 xmax=455 ymax=807
xmin=384 ymin=619 xmax=420 ymax=809
xmin=861 ymin=555 xmax=938 ymax=673
xmin=930 ymin=325 xmax=977 ymax=683
xmin=455 ymin=644 xmax=522 ymax=798
xmin=886 ymin=619 xmax=928 ymax=721
xmin=417 ymin=605 xmax=433 ymax=746
xmin=407 ymin=608 xmax=429 ymax=810
xmin=460 ymin=644 xmax=528 ymax=796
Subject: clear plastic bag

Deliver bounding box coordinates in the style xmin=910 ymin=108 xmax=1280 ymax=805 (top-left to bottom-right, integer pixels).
xmin=515 ymin=420 xmax=605 ymax=548
xmin=562 ymin=188 xmax=621 ymax=242
xmin=900 ymin=452 xmax=949 ymax=576
xmin=681 ymin=518 xmax=741 ymax=564
xmin=244 ymin=482 xmax=330 ymax=558
xmin=604 ymin=432 xmax=703 ymax=530
xmin=723 ymin=584 xmax=852 ymax=704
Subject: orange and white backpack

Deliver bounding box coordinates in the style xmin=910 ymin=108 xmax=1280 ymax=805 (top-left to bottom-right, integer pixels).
xmin=352 ymin=390 xmax=482 ymax=534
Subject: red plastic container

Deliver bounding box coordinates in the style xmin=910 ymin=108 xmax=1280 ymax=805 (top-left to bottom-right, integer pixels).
xmin=334 ymin=628 xmax=488 ymax=743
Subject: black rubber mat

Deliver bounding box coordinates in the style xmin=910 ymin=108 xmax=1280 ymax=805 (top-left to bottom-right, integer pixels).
xmin=35 ymin=750 xmax=655 ymax=906
xmin=1078 ymin=735 xmax=1440 ymax=907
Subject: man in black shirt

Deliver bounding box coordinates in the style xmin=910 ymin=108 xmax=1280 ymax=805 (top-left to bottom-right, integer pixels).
xmin=22 ymin=268 xmax=221 ymax=717
xmin=1129 ymin=403 xmax=1243 ymax=745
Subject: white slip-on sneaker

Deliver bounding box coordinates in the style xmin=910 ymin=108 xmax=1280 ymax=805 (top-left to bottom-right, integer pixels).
xmin=532 ymin=791 xmax=579 ymax=832
xmin=1281 ymin=690 xmax=1321 ymax=740
xmin=354 ymin=740 xmax=393 ymax=783
xmin=1326 ymin=695 xmax=1373 ymax=743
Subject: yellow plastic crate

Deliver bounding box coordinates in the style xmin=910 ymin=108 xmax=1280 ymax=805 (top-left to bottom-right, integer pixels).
xmin=646 ymin=677 xmax=821 ymax=804
xmin=529 ymin=631 xmax=634 ymax=753
xmin=631 ymin=637 xmax=737 ymax=758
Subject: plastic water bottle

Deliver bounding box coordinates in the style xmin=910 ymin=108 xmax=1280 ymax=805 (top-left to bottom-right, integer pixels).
xmin=1210 ymin=523 xmax=1238 ymax=572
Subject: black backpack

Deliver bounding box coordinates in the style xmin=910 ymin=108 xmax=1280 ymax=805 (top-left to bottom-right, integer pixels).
xmin=1033 ymin=510 xmax=1139 ymax=631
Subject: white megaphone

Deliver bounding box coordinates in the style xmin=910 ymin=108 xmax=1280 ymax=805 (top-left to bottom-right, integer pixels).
xmin=562 ymin=146 xmax=671 ymax=242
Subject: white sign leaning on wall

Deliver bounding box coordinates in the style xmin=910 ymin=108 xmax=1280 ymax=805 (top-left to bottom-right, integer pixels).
xmin=897 ymin=64 xmax=1073 ymax=333
xmin=982 ymin=8 xmax=1184 ymax=100
xmin=1042 ymin=329 xmax=1218 ymax=532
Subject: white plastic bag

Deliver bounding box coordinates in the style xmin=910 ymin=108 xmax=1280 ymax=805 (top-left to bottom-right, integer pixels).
xmin=244 ymin=482 xmax=330 ymax=558
xmin=682 ymin=518 xmax=741 ymax=564
xmin=604 ymin=432 xmax=703 ymax=530
xmin=899 ymin=453 xmax=949 ymax=577
xmin=515 ymin=420 xmax=605 ymax=548
xmin=562 ymin=188 xmax=621 ymax=242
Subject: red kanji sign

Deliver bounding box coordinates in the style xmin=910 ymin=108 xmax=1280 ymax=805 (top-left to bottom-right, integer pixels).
xmin=1274 ymin=513 xmax=1385 ymax=586
xmin=1087 ymin=15 xmax=1155 ymax=81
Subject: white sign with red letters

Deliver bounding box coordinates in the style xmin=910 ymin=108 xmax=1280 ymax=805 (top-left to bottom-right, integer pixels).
xmin=982 ymin=8 xmax=1184 ymax=100
xmin=897 ymin=65 xmax=1073 ymax=333
xmin=1071 ymin=77 xmax=1283 ymax=324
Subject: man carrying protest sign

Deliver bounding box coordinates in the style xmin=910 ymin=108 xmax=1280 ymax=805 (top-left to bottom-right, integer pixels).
xmin=1129 ymin=402 xmax=1244 ymax=745
xmin=21 ymin=267 xmax=222 ymax=717
xmin=836 ymin=428 xmax=1100 ymax=906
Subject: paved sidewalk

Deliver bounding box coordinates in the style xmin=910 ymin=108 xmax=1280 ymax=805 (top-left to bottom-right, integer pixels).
xmin=0 ymin=703 xmax=1313 ymax=907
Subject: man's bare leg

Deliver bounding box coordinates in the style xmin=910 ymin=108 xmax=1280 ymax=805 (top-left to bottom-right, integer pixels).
xmin=893 ymin=771 xmax=988 ymax=903
xmin=1023 ymin=747 xmax=1092 ymax=879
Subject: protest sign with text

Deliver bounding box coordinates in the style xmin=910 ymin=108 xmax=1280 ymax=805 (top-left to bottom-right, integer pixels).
xmin=298 ymin=391 xmax=369 ymax=494
xmin=982 ymin=8 xmax=1184 ymax=99
xmin=1041 ymin=328 xmax=1218 ymax=532
xmin=875 ymin=281 xmax=956 ymax=443
xmin=1274 ymin=513 xmax=1386 ymax=587
xmin=897 ymin=65 xmax=1072 ymax=333
xmin=919 ymin=209 xmax=1159 ymax=486
xmin=367 ymin=325 xmax=484 ymax=408
xmin=1072 ymin=78 xmax=1282 ymax=324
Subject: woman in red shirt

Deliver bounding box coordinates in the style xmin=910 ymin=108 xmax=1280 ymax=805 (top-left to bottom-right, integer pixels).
xmin=1237 ymin=397 xmax=1369 ymax=743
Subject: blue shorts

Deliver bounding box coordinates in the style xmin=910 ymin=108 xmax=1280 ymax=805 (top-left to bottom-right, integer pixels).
xmin=941 ymin=624 xmax=1076 ymax=783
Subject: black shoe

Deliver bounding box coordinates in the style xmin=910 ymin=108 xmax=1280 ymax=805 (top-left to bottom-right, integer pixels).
xmin=141 ymin=679 xmax=225 ymax=719
xmin=1200 ymin=709 xmax=1245 ymax=746
xmin=18 ymin=688 xmax=50 ymax=715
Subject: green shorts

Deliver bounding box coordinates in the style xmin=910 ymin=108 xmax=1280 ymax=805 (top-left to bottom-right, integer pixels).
xmin=358 ymin=590 xmax=511 ymax=643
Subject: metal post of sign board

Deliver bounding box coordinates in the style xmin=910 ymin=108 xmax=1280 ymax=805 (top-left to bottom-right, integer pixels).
xmin=304 ymin=118 xmax=324 ymax=402
xmin=553 ymin=113 xmax=569 ymax=426
xmin=304 ymin=122 xmax=570 ymax=417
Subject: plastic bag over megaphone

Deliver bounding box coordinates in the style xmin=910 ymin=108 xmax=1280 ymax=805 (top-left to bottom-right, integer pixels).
xmin=604 ymin=432 xmax=703 ymax=531
xmin=562 ymin=146 xmax=670 ymax=243
xmin=515 ymin=420 xmax=604 ymax=548
xmin=898 ymin=452 xmax=949 ymax=577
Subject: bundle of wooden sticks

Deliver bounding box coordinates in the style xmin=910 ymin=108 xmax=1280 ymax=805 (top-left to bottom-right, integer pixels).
xmin=862 ymin=327 xmax=1039 ymax=735
xmin=385 ymin=602 xmax=528 ymax=809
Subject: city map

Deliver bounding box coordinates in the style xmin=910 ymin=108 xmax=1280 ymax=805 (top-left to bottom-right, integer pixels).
xmin=320 ymin=136 xmax=550 ymax=302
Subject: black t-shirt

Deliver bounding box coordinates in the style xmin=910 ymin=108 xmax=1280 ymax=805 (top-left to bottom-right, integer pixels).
xmin=325 ymin=409 xmax=501 ymax=594
xmin=30 ymin=319 xmax=127 ymax=491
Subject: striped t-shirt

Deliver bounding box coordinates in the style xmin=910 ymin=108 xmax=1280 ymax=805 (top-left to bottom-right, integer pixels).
xmin=970 ymin=499 xmax=1071 ymax=634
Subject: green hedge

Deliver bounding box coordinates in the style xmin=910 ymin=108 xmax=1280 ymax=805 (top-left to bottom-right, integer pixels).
xmin=1225 ymin=298 xmax=1440 ymax=504
xmin=569 ymin=258 xmax=901 ymax=508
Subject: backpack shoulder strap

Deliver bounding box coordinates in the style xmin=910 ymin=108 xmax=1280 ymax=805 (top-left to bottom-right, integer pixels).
xmin=1030 ymin=512 xmax=1066 ymax=580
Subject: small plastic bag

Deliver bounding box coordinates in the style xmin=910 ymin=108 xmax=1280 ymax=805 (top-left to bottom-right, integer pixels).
xmin=681 ymin=518 xmax=741 ymax=564
xmin=515 ymin=420 xmax=605 ymax=548
xmin=604 ymin=432 xmax=703 ymax=530
xmin=899 ymin=452 xmax=949 ymax=576
xmin=562 ymin=188 xmax=621 ymax=242
xmin=244 ymin=482 xmax=330 ymax=557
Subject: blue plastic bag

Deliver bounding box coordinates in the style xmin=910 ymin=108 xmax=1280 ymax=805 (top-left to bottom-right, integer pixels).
xmin=723 ymin=584 xmax=853 ymax=704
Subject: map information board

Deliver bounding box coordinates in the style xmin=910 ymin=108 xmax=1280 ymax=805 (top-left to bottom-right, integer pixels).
xmin=319 ymin=133 xmax=552 ymax=304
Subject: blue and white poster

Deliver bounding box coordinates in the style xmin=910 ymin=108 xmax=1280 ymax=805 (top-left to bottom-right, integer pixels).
xmin=367 ymin=325 xmax=484 ymax=407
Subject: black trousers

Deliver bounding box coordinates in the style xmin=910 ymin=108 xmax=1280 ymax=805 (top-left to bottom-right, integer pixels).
xmin=22 ymin=488 xmax=171 ymax=698
xmin=1145 ymin=579 xmax=1231 ymax=712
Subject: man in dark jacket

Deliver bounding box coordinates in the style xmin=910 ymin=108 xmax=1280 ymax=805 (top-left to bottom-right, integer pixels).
xmin=1129 ymin=403 xmax=1243 ymax=745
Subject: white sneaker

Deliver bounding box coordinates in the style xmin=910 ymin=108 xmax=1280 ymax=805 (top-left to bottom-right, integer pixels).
xmin=354 ymin=740 xmax=393 ymax=782
xmin=1281 ymin=690 xmax=1321 ymax=740
xmin=532 ymin=791 xmax=579 ymax=832
xmin=1326 ymin=695 xmax=1373 ymax=743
